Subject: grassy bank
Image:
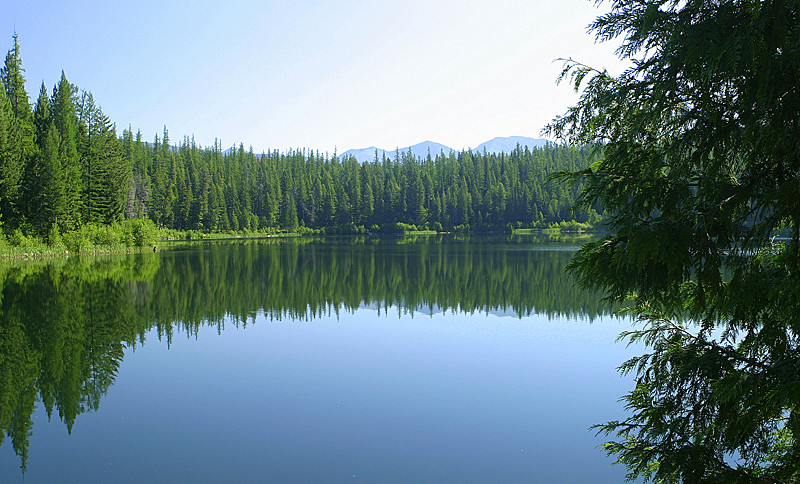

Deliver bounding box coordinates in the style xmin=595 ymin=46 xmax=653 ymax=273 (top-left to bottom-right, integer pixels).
xmin=511 ymin=220 xmax=596 ymax=234
xmin=0 ymin=221 xmax=326 ymax=259
xmin=0 ymin=219 xmax=598 ymax=259
xmin=0 ymin=219 xmax=164 ymax=259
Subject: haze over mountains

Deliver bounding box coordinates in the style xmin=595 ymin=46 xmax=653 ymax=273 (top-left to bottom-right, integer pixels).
xmin=222 ymin=136 xmax=552 ymax=160
xmin=340 ymin=136 xmax=551 ymax=163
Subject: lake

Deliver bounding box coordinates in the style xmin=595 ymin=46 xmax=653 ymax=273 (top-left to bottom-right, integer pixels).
xmin=0 ymin=234 xmax=636 ymax=483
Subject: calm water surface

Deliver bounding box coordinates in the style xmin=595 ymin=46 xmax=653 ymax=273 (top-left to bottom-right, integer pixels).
xmin=0 ymin=235 xmax=635 ymax=483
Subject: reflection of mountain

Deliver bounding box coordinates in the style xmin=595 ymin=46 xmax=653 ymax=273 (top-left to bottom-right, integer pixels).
xmin=0 ymin=235 xmax=605 ymax=471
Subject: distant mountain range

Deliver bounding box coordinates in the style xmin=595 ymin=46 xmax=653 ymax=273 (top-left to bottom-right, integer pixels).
xmin=340 ymin=136 xmax=551 ymax=163
xmin=220 ymin=136 xmax=552 ymax=161
xmin=475 ymin=136 xmax=551 ymax=154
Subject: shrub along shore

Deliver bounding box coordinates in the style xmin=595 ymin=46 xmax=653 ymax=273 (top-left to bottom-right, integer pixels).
xmin=0 ymin=219 xmax=596 ymax=259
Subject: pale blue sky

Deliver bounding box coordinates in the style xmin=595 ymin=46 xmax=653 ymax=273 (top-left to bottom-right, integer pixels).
xmin=6 ymin=0 xmax=624 ymax=153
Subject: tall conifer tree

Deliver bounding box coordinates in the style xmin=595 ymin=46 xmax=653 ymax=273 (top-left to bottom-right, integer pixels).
xmin=0 ymin=33 xmax=34 ymax=227
xmin=548 ymin=0 xmax=800 ymax=480
xmin=50 ymin=72 xmax=81 ymax=231
xmin=77 ymin=91 xmax=128 ymax=224
xmin=0 ymin=86 xmax=19 ymax=225
xmin=28 ymin=82 xmax=66 ymax=235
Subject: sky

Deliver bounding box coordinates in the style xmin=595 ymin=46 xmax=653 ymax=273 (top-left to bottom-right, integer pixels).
xmin=6 ymin=0 xmax=627 ymax=154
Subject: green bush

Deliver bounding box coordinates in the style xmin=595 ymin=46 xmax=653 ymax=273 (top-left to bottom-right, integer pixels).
xmin=126 ymin=218 xmax=158 ymax=248
xmin=48 ymin=223 xmax=63 ymax=247
xmin=325 ymin=223 xmax=366 ymax=235
xmin=63 ymin=229 xmax=90 ymax=253
xmin=8 ymin=229 xmax=39 ymax=248
xmin=91 ymin=224 xmax=120 ymax=246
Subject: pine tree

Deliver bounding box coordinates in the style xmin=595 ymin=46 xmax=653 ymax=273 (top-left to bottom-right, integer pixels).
xmin=359 ymin=164 xmax=374 ymax=224
xmin=403 ymin=157 xmax=425 ymax=225
xmin=37 ymin=124 xmax=64 ymax=236
xmin=0 ymin=85 xmax=19 ymax=226
xmin=0 ymin=33 xmax=34 ymax=227
xmin=50 ymin=72 xmax=82 ymax=231
xmin=77 ymin=92 xmax=127 ymax=224
xmin=32 ymin=82 xmax=49 ymax=144
xmin=26 ymin=82 xmax=65 ymax=235
xmin=548 ymin=0 xmax=800 ymax=480
xmin=279 ymin=171 xmax=298 ymax=230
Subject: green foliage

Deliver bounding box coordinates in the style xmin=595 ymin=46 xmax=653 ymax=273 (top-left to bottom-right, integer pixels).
xmin=391 ymin=222 xmax=418 ymax=233
xmin=77 ymin=91 xmax=128 ymax=225
xmin=46 ymin=223 xmax=62 ymax=247
xmin=7 ymin=228 xmax=38 ymax=249
xmin=0 ymin=33 xmax=603 ymax=252
xmin=548 ymin=0 xmax=800 ymax=481
xmin=0 ymin=33 xmax=34 ymax=230
xmin=0 ymin=78 xmax=23 ymax=227
xmin=50 ymin=71 xmax=81 ymax=232
xmin=124 ymin=217 xmax=157 ymax=247
xmin=54 ymin=219 xmax=157 ymax=253
xmin=324 ymin=222 xmax=366 ymax=235
xmin=109 ymin=135 xmax=599 ymax=235
xmin=60 ymin=227 xmax=89 ymax=253
xmin=28 ymin=84 xmax=66 ymax=237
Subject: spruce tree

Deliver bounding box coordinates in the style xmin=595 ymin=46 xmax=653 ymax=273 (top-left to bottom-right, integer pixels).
xmin=0 ymin=33 xmax=34 ymax=227
xmin=77 ymin=91 xmax=128 ymax=224
xmin=37 ymin=124 xmax=64 ymax=237
xmin=0 ymin=85 xmax=19 ymax=225
xmin=548 ymin=0 xmax=800 ymax=480
xmin=28 ymin=82 xmax=65 ymax=235
xmin=50 ymin=72 xmax=81 ymax=231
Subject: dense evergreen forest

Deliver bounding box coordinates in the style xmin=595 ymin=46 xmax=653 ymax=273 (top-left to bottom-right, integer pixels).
xmin=0 ymin=34 xmax=597 ymax=247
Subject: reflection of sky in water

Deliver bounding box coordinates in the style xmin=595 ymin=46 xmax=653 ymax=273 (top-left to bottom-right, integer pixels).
xmin=4 ymin=308 xmax=638 ymax=483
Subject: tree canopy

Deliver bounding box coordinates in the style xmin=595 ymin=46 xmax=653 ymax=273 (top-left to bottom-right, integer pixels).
xmin=547 ymin=0 xmax=800 ymax=481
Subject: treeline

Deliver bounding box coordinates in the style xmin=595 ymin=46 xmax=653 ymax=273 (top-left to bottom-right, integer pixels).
xmin=126 ymin=135 xmax=599 ymax=234
xmin=0 ymin=34 xmax=597 ymax=243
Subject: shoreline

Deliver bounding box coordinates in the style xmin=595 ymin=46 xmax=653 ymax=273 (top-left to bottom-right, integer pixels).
xmin=0 ymin=229 xmax=599 ymax=261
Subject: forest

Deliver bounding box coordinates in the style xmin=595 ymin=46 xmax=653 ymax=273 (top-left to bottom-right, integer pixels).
xmin=0 ymin=33 xmax=597 ymax=252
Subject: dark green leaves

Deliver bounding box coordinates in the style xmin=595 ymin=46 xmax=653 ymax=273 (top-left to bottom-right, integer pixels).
xmin=550 ymin=0 xmax=800 ymax=481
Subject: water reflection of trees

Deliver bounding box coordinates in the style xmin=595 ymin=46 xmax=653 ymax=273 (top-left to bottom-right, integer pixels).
xmin=0 ymin=254 xmax=160 ymax=472
xmin=0 ymin=235 xmax=606 ymax=471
